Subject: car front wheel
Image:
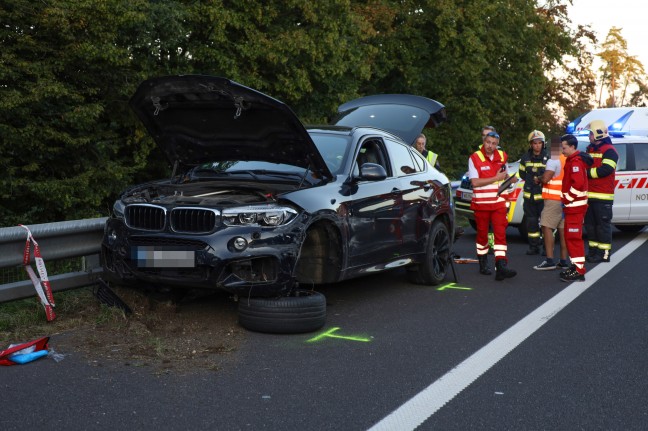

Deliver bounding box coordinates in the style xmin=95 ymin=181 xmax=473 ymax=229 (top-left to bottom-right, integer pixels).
xmin=238 ymin=290 xmax=326 ymax=334
xmin=408 ymin=220 xmax=451 ymax=285
xmin=614 ymin=224 xmax=645 ymax=233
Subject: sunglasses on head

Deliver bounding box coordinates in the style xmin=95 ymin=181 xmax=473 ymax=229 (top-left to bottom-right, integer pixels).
xmin=486 ymin=131 xmax=500 ymax=139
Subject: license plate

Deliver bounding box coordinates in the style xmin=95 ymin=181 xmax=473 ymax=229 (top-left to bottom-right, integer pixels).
xmin=462 ymin=191 xmax=473 ymax=200
xmin=132 ymin=247 xmax=196 ymax=268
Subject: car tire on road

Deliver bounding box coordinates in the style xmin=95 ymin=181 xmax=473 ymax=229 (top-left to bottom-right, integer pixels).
xmin=614 ymin=224 xmax=645 ymax=233
xmin=407 ymin=220 xmax=451 ymax=285
xmin=238 ymin=290 xmax=326 ymax=334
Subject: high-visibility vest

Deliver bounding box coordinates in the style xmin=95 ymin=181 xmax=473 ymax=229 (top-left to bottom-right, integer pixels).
xmin=423 ymin=149 xmax=438 ymax=167
xmin=470 ymin=148 xmax=509 ymax=211
xmin=541 ymin=154 xmax=565 ymax=201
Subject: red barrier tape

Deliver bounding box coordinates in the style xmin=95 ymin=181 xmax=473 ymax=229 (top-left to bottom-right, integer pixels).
xmin=19 ymin=225 xmax=56 ymax=322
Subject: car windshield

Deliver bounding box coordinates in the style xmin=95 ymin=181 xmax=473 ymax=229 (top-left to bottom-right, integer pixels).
xmin=187 ymin=160 xmax=321 ymax=183
xmin=309 ymin=133 xmax=352 ymax=174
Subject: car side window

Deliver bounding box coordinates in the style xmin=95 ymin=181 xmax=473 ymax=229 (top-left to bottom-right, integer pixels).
xmin=615 ymin=144 xmax=627 ymax=171
xmin=385 ymin=140 xmax=419 ymax=176
xmin=355 ymin=139 xmax=389 ymax=176
xmin=633 ymin=143 xmax=648 ymax=171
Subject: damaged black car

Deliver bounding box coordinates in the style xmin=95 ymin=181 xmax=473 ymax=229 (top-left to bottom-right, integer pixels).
xmin=101 ymin=75 xmax=456 ymax=333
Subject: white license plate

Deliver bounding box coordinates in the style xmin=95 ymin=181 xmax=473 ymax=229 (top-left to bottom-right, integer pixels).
xmin=133 ymin=247 xmax=196 ymax=268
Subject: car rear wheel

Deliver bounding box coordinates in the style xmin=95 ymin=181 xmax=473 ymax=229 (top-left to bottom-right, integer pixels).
xmin=614 ymin=224 xmax=645 ymax=233
xmin=408 ymin=220 xmax=451 ymax=285
xmin=238 ymin=290 xmax=326 ymax=334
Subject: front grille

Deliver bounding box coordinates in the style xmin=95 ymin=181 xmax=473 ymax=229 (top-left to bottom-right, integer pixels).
xmin=170 ymin=208 xmax=219 ymax=233
xmin=125 ymin=204 xmax=166 ymax=231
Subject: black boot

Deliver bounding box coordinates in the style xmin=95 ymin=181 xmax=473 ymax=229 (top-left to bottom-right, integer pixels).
xmin=585 ymin=248 xmax=598 ymax=262
xmin=526 ymin=237 xmax=541 ymax=255
xmin=478 ymin=255 xmax=492 ymax=275
xmin=495 ymin=259 xmax=517 ymax=281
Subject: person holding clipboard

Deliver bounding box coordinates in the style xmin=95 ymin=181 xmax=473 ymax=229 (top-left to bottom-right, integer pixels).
xmin=468 ymin=131 xmax=518 ymax=281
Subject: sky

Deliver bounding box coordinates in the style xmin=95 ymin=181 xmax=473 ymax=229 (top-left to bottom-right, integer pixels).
xmin=568 ymin=0 xmax=647 ymax=68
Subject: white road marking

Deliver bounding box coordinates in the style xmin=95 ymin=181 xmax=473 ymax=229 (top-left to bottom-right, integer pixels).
xmin=369 ymin=231 xmax=648 ymax=431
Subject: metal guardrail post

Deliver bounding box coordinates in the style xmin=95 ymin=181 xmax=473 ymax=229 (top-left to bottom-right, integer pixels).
xmin=0 ymin=217 xmax=108 ymax=303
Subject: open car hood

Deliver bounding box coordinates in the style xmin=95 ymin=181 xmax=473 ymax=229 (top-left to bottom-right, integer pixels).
xmin=332 ymin=94 xmax=446 ymax=145
xmin=130 ymin=75 xmax=333 ymax=180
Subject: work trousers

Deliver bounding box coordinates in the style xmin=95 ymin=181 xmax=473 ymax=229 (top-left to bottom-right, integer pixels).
xmin=523 ymin=198 xmax=544 ymax=246
xmin=565 ymin=208 xmax=588 ymax=274
xmin=474 ymin=206 xmax=508 ymax=262
xmin=584 ymin=200 xmax=613 ymax=257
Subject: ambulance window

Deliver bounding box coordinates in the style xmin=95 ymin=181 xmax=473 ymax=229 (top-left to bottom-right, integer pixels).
xmin=634 ymin=143 xmax=648 ymax=171
xmin=615 ymin=144 xmax=627 ymax=171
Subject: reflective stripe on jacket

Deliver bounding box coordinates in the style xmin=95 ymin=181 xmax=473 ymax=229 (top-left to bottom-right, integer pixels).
xmin=562 ymin=151 xmax=588 ymax=212
xmin=470 ymin=148 xmax=509 ymax=211
xmin=586 ymin=141 xmax=617 ymax=201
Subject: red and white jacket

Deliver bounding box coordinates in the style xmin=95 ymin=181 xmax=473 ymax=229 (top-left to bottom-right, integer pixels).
xmin=469 ymin=148 xmax=510 ymax=211
xmin=561 ymin=151 xmax=589 ymax=213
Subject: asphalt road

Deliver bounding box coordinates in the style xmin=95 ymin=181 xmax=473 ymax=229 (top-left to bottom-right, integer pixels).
xmin=3 ymin=227 xmax=647 ymax=431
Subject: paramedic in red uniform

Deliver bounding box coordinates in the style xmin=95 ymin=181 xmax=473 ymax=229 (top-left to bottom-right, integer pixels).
xmin=584 ymin=120 xmax=618 ymax=262
xmin=469 ymin=131 xmax=517 ymax=280
xmin=559 ymin=134 xmax=591 ymax=282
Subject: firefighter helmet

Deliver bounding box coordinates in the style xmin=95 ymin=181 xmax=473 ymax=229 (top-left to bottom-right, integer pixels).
xmin=527 ymin=130 xmax=545 ymax=143
xmin=588 ymin=120 xmax=609 ymax=140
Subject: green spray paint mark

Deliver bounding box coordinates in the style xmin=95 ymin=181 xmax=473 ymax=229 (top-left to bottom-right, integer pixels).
xmin=306 ymin=327 xmax=372 ymax=343
xmin=436 ymin=282 xmax=472 ymax=291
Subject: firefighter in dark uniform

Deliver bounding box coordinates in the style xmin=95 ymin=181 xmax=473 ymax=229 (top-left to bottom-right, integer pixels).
xmin=517 ymin=130 xmax=549 ymax=255
xmin=584 ymin=120 xmax=618 ymax=262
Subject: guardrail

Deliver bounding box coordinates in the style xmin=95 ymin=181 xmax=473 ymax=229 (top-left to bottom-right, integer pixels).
xmin=0 ymin=218 xmax=108 ymax=303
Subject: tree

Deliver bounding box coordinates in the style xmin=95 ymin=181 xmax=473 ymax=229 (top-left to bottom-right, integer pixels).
xmin=0 ymin=0 xmax=608 ymax=224
xmin=597 ymin=27 xmax=641 ymax=108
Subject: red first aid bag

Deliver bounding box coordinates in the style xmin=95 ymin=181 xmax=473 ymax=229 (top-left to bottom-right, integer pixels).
xmin=0 ymin=336 xmax=50 ymax=366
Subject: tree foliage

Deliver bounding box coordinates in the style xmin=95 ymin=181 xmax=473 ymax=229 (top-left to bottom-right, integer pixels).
xmin=0 ymin=0 xmax=613 ymax=225
xmin=596 ymin=27 xmax=646 ymax=108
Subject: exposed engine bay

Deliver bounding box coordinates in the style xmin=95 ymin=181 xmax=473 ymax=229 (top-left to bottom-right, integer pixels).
xmin=120 ymin=181 xmax=286 ymax=207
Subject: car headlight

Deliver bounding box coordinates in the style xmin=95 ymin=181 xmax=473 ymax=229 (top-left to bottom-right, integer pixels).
xmin=222 ymin=205 xmax=298 ymax=227
xmin=113 ymin=200 xmax=125 ymax=219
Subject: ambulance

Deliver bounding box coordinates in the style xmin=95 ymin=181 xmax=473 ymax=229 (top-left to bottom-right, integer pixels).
xmin=455 ymin=107 xmax=648 ymax=235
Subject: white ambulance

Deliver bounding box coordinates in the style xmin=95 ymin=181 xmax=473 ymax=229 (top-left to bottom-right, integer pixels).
xmin=455 ymin=107 xmax=648 ymax=234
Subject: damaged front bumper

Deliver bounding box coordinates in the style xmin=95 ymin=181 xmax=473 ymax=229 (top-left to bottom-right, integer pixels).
xmin=101 ymin=218 xmax=305 ymax=297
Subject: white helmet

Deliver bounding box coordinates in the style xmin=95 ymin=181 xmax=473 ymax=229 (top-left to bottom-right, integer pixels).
xmin=527 ymin=130 xmax=545 ymax=143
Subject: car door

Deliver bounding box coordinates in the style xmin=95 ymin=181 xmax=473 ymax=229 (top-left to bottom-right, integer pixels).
xmin=345 ymin=138 xmax=404 ymax=268
xmin=612 ymin=142 xmax=631 ymax=222
xmin=628 ymin=142 xmax=648 ymax=222
xmin=384 ymin=139 xmax=431 ymax=256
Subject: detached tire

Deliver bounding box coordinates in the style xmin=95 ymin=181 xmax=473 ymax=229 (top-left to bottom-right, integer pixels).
xmin=408 ymin=220 xmax=451 ymax=285
xmin=238 ymin=290 xmax=326 ymax=334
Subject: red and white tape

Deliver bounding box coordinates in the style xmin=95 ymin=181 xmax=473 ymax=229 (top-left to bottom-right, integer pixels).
xmin=19 ymin=225 xmax=56 ymax=321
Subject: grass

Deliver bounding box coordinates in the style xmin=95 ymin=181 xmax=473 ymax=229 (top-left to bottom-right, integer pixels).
xmin=0 ymin=287 xmax=135 ymax=349
xmin=1 ymin=283 xmax=244 ymax=373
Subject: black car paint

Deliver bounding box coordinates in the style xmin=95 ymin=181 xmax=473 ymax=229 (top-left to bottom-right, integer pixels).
xmin=101 ymin=76 xmax=454 ymax=297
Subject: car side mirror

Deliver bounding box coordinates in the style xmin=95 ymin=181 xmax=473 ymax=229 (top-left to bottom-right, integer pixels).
xmin=357 ymin=163 xmax=387 ymax=181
